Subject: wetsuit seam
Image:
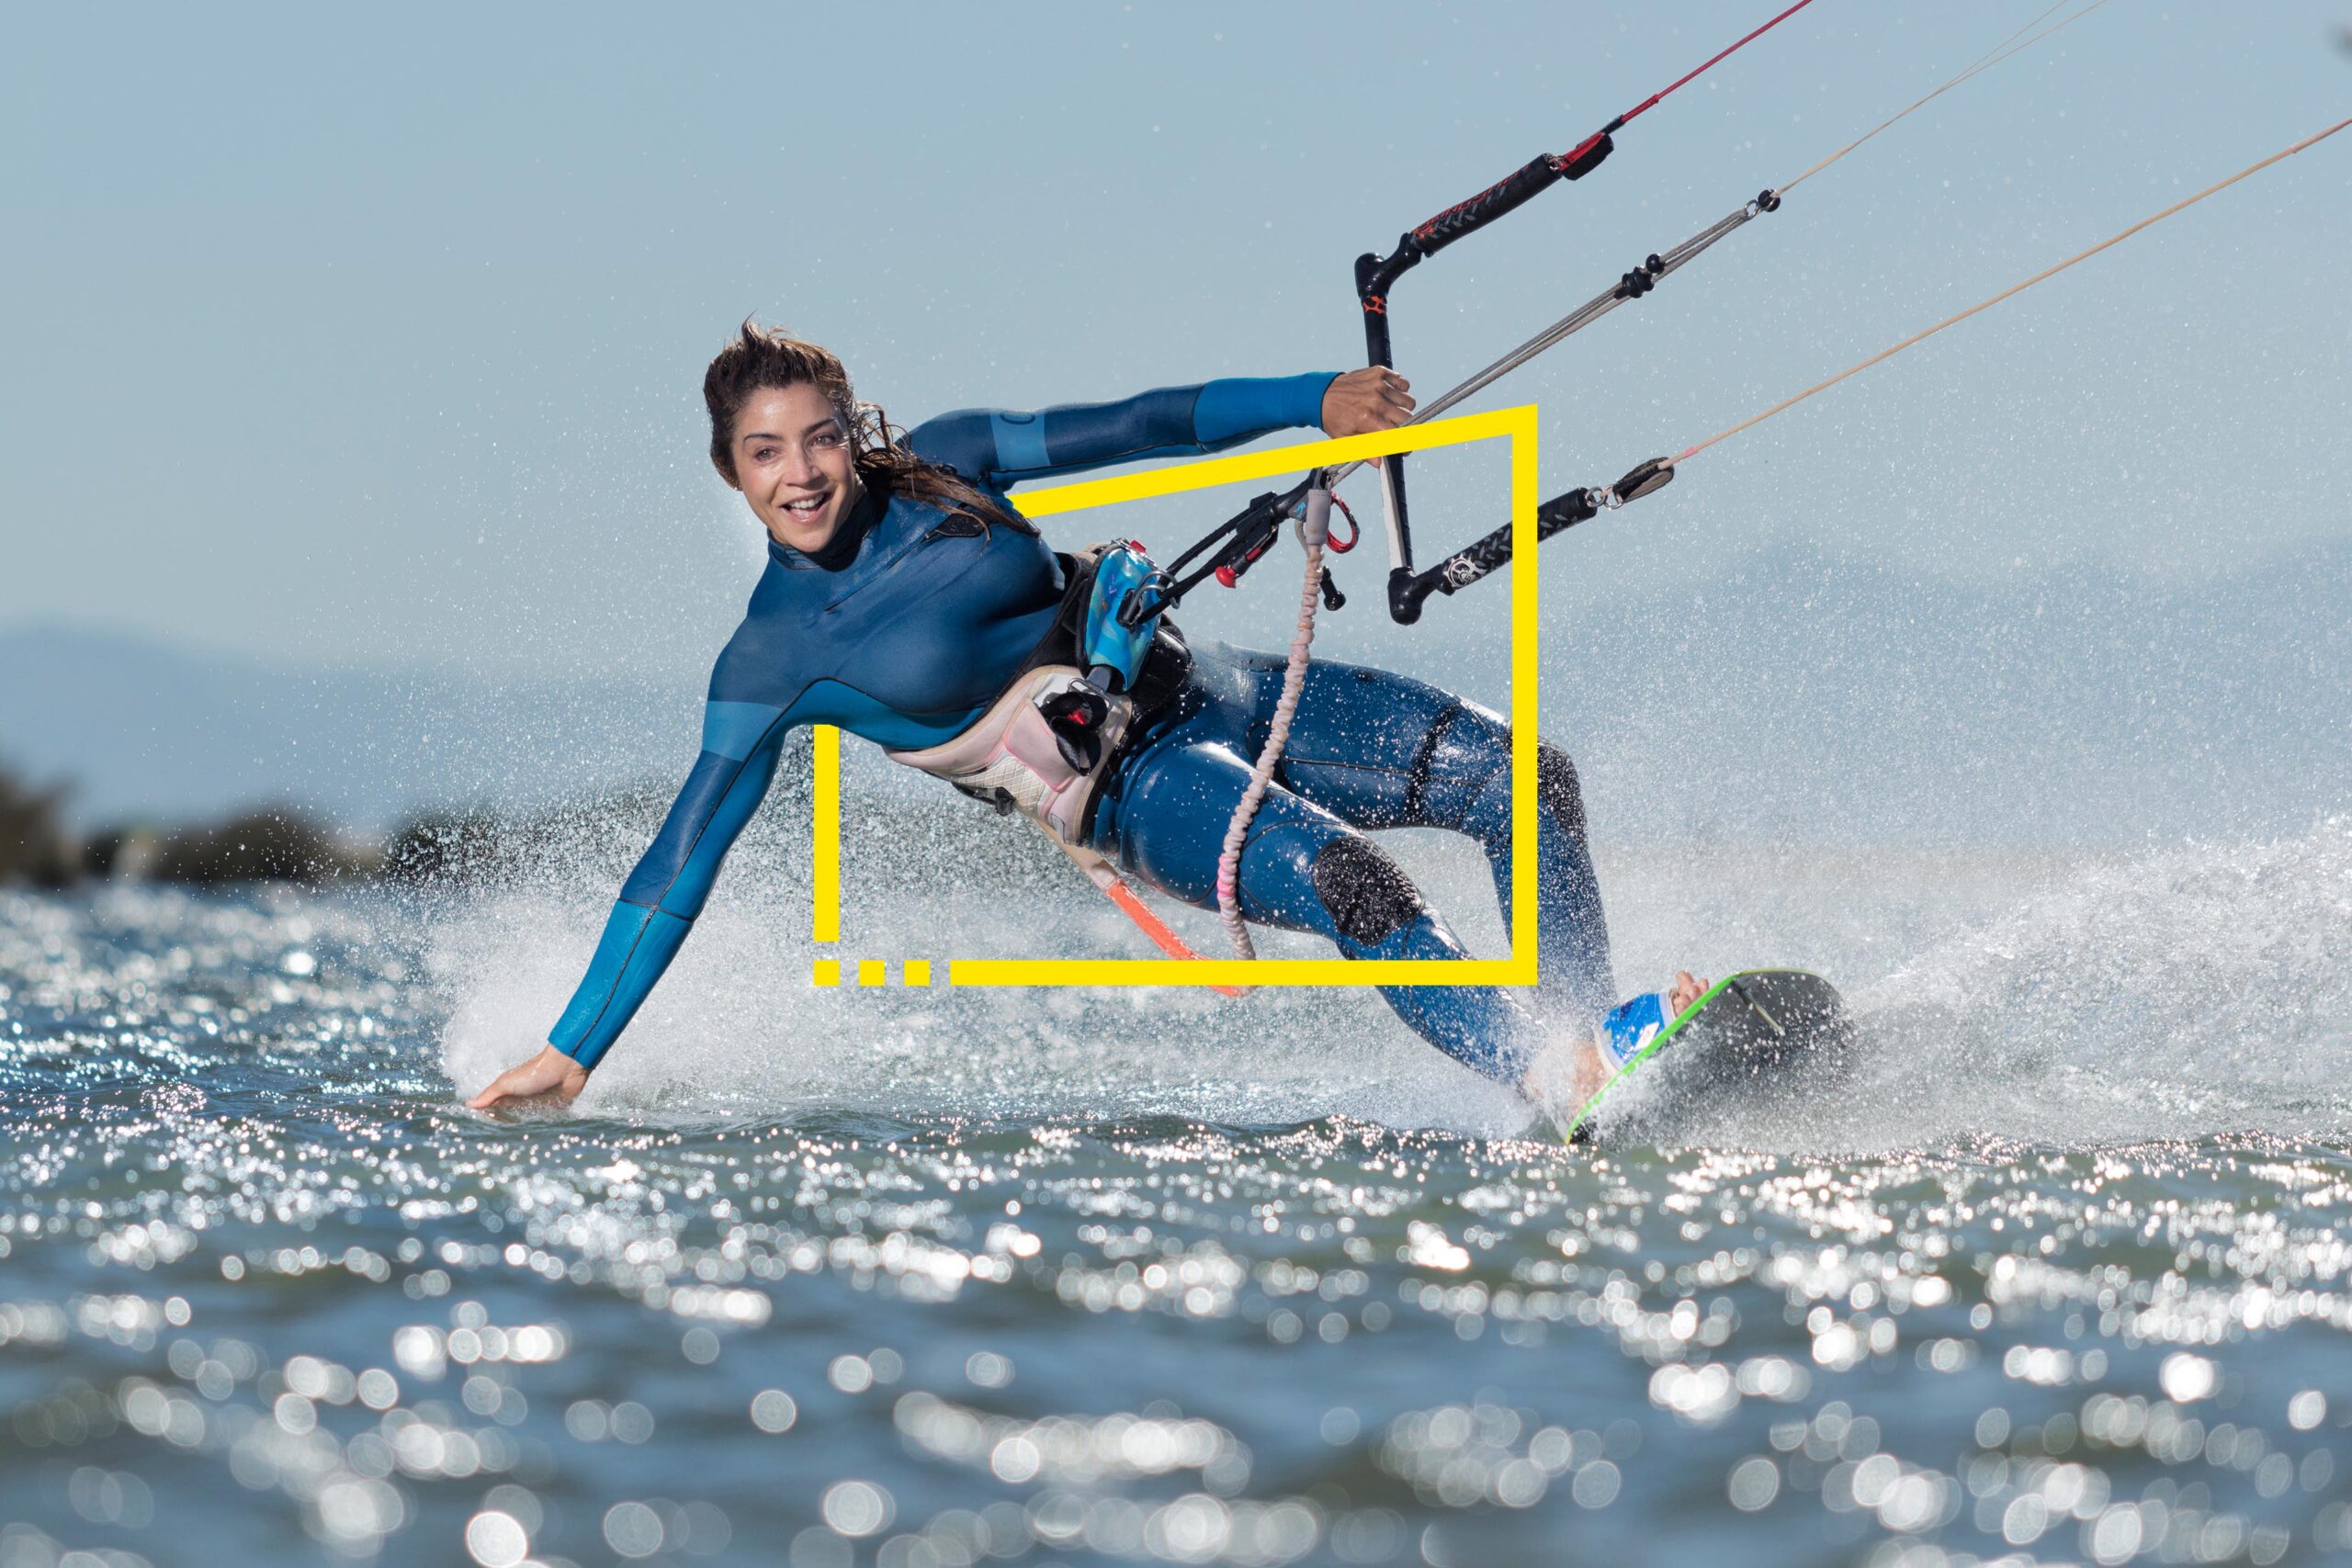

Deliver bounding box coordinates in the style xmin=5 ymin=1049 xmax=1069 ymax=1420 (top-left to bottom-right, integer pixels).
xmin=812 ymin=675 xmax=1001 ymax=735
xmin=1403 ymin=706 xmax=1464 ymax=819
xmin=820 ymin=532 xmax=936 ymax=612
xmin=563 ymin=917 xmax=655 ymax=1061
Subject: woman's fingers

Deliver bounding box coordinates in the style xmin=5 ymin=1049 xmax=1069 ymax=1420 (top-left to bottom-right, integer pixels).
xmin=467 ymin=1064 xmax=536 ymax=1111
xmin=1321 ymin=367 xmax=1419 ymax=436
xmin=467 ymin=1047 xmax=587 ymax=1111
xmin=1365 ymin=370 xmax=1415 ymax=426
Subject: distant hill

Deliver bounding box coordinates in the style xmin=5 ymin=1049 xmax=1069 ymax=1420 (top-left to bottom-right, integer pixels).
xmin=3 ymin=540 xmax=2346 ymax=846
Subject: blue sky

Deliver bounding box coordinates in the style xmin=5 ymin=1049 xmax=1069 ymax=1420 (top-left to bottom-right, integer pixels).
xmin=5 ymin=2 xmax=2347 ymax=682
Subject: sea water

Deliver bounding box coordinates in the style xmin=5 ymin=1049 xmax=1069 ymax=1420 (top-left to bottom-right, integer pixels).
xmin=4 ymin=818 xmax=2351 ymax=1566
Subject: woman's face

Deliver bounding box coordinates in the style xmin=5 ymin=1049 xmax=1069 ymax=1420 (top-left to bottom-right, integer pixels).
xmin=725 ymin=382 xmax=865 ymax=553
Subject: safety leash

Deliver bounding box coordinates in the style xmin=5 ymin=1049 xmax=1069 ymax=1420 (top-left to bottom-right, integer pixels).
xmin=1214 ymin=481 xmax=1333 ymax=959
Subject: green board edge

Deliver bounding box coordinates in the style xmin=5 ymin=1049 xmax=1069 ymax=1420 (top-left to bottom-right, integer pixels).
xmin=1559 ymin=968 xmax=1834 ymax=1145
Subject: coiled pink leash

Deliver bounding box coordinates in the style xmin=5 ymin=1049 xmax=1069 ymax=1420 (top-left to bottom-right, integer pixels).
xmin=1216 ymin=480 xmax=1332 ymax=959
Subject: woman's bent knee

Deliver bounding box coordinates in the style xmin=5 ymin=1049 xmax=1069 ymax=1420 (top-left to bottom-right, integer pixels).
xmin=1454 ymin=729 xmax=1589 ymax=845
xmin=1307 ymin=836 xmax=1426 ymax=945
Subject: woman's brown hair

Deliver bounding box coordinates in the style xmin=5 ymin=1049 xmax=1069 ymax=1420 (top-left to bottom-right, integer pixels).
xmin=703 ymin=321 xmax=1028 ymax=533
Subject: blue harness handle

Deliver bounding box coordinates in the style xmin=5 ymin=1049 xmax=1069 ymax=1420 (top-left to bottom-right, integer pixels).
xmin=1080 ymin=542 xmax=1169 ymax=694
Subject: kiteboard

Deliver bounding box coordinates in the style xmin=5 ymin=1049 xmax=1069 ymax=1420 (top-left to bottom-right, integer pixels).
xmin=1563 ymin=968 xmax=1852 ymax=1145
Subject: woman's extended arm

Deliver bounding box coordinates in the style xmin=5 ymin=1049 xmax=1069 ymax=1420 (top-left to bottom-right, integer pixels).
xmin=469 ymin=701 xmax=795 ymax=1110
xmin=904 ymin=367 xmax=1411 ymax=489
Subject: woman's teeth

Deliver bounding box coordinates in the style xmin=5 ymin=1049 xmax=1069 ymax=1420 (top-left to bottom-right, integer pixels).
xmin=785 ymin=497 xmax=826 ymax=513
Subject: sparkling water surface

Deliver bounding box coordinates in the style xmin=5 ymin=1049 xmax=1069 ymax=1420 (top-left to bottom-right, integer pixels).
xmin=4 ymin=822 xmax=2351 ymax=1567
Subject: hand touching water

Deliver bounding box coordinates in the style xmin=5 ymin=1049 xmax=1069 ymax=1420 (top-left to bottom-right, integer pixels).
xmin=468 ymin=1045 xmax=587 ymax=1111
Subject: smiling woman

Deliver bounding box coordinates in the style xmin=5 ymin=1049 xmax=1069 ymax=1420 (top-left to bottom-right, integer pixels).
xmin=726 ymin=381 xmax=864 ymax=551
xmin=702 ymin=327 xmax=1023 ymax=556
xmin=467 ymin=321 xmax=1697 ymax=1118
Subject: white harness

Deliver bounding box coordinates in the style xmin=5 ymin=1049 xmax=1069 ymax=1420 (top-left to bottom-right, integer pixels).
xmin=884 ymin=664 xmax=1134 ymax=850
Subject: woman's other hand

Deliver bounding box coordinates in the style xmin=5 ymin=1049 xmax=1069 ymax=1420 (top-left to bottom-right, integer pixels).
xmin=468 ymin=1045 xmax=588 ymax=1111
xmin=1320 ymin=367 xmax=1414 ymax=438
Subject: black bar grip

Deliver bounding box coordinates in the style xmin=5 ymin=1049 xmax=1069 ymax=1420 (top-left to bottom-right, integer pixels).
xmin=1358 ymin=152 xmax=1566 ymax=304
xmin=1409 ymin=152 xmax=1566 ymax=254
xmin=1387 ymin=488 xmax=1600 ymax=624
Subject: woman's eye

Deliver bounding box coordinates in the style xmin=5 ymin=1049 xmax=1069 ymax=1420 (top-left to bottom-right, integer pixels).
xmin=752 ymin=446 xmax=778 ymax=464
xmin=812 ymin=431 xmax=845 ymax=449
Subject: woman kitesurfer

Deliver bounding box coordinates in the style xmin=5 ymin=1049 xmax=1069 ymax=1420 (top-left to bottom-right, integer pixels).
xmin=467 ymin=325 xmax=1704 ymax=1116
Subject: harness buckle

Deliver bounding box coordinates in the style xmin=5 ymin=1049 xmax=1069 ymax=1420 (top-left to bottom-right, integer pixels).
xmin=1038 ymin=683 xmax=1110 ymax=772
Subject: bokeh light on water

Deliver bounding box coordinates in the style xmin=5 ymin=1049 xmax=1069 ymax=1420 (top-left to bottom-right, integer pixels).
xmin=3 ymin=824 xmax=2351 ymax=1564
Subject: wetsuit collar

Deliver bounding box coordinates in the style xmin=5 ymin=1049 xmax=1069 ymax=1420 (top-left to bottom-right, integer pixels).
xmin=767 ymin=483 xmax=883 ymax=572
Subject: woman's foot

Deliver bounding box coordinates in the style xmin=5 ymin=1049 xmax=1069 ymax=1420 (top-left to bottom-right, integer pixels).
xmin=1599 ymin=972 xmax=1713 ymax=1066
xmin=1667 ymin=969 xmax=1710 ymax=1016
xmin=1521 ymin=970 xmax=1713 ymax=1115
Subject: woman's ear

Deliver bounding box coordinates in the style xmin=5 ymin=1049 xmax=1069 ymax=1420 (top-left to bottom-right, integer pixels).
xmin=713 ymin=456 xmax=741 ymax=492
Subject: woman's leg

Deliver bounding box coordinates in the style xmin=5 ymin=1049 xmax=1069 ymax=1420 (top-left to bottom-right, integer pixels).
xmin=1251 ymin=655 xmax=1619 ymax=1039
xmin=1089 ymin=719 xmax=1548 ymax=1085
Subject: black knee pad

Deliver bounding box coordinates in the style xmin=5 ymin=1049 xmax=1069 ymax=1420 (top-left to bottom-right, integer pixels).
xmin=1537 ymin=741 xmax=1588 ymax=840
xmin=1310 ymin=836 xmax=1425 ymax=945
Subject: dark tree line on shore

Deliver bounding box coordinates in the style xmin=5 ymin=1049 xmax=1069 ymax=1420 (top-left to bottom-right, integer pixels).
xmin=0 ymin=737 xmax=1051 ymax=897
xmin=0 ymin=753 xmax=808 ymax=894
xmin=0 ymin=763 xmax=76 ymax=887
xmin=0 ymin=755 xmax=463 ymax=888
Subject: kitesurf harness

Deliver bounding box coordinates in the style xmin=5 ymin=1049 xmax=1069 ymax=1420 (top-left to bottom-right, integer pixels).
xmin=886 ymin=543 xmax=1182 ymax=842
xmin=887 ymin=663 xmax=1137 ymax=849
xmin=886 ymin=542 xmax=1251 ymax=987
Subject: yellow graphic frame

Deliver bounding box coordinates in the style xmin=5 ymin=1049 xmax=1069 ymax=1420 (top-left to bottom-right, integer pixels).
xmin=810 ymin=403 xmax=1542 ymax=988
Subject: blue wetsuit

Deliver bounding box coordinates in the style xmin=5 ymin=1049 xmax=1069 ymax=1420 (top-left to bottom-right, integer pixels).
xmin=548 ymin=374 xmax=1614 ymax=1081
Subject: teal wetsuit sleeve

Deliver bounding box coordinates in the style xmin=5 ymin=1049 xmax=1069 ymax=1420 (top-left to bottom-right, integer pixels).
xmin=905 ymin=372 xmax=1338 ymax=490
xmin=548 ymin=700 xmax=797 ymax=1068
